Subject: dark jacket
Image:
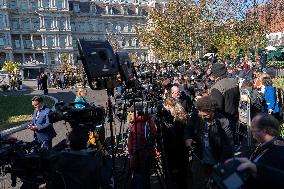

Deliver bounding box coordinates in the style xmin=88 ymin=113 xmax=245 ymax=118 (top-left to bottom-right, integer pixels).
xmin=254 ymin=163 xmax=284 ymax=189
xmin=47 ymin=151 xmax=112 ymax=189
xmin=209 ymin=78 xmax=240 ymax=120
xmin=246 ymin=137 xmax=284 ymax=188
xmin=31 ymin=105 xmax=56 ymax=142
xmin=184 ymin=112 xmax=234 ymax=162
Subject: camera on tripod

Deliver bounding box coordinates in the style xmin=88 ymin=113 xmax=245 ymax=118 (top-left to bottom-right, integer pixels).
xmin=48 ymin=101 xmax=105 ymax=128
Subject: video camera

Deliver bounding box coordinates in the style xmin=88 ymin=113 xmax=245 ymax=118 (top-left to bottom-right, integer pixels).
xmin=211 ymin=159 xmax=249 ymax=189
xmin=0 ymin=138 xmax=52 ymax=187
xmin=48 ymin=102 xmax=105 ymax=128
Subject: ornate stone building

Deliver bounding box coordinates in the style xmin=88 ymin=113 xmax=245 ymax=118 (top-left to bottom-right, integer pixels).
xmin=0 ymin=0 xmax=163 ymax=78
xmin=69 ymin=0 xmax=156 ymax=64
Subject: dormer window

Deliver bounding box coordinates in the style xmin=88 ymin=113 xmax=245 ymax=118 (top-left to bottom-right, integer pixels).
xmin=124 ymin=7 xmax=128 ymax=15
xmin=91 ymin=4 xmax=97 ymax=13
xmin=73 ymin=3 xmax=80 ymax=13
xmin=109 ymin=7 xmax=114 ymax=15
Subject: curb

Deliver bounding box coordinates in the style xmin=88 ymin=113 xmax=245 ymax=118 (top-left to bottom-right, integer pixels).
xmin=0 ymin=95 xmax=59 ymax=137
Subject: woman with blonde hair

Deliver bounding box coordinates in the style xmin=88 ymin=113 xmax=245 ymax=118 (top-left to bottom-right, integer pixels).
xmin=74 ymin=88 xmax=90 ymax=109
xmin=163 ymin=97 xmax=188 ymax=188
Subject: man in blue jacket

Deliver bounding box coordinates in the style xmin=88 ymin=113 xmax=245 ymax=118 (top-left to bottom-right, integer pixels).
xmin=27 ymin=96 xmax=56 ymax=150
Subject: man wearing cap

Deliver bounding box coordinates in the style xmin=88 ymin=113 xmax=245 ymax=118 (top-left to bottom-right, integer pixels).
xmin=209 ymin=63 xmax=240 ymax=135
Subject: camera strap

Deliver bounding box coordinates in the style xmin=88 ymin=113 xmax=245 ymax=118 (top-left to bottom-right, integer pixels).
xmin=249 ymin=137 xmax=278 ymax=162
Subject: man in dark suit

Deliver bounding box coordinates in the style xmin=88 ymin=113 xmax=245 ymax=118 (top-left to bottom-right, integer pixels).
xmin=27 ymin=96 xmax=56 ymax=150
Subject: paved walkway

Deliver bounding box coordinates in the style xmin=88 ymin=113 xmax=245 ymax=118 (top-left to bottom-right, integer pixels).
xmin=1 ymin=81 xmax=126 ymax=189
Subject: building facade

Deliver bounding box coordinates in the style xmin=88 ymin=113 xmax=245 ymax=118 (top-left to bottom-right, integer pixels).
xmin=0 ymin=0 xmax=162 ymax=78
xmin=247 ymin=0 xmax=284 ymax=47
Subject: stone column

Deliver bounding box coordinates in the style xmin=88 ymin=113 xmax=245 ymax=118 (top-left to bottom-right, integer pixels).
xmin=66 ymin=17 xmax=70 ymax=30
xmin=5 ymin=15 xmax=9 ymax=28
xmin=55 ymin=17 xmax=58 ymax=29
xmin=8 ymin=52 xmax=13 ymax=62
xmin=43 ymin=52 xmax=47 ymax=64
xmin=40 ymin=16 xmax=44 ymax=29
xmin=67 ymin=34 xmax=72 ymax=47
xmin=52 ymin=17 xmax=56 ymax=29
xmin=8 ymin=33 xmax=11 ymax=46
xmin=20 ymin=34 xmax=24 ymax=49
xmin=55 ymin=34 xmax=59 ymax=47
xmin=22 ymin=53 xmax=25 ymax=63
xmin=31 ymin=34 xmax=34 ymax=49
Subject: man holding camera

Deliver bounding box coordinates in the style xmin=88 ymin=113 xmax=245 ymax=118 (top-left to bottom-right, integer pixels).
xmin=184 ymin=96 xmax=234 ymax=189
xmin=243 ymin=113 xmax=284 ymax=188
xmin=27 ymin=96 xmax=56 ymax=150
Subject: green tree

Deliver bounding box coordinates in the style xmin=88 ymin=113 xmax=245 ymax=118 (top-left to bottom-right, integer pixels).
xmin=136 ymin=0 xmax=207 ymax=62
xmin=136 ymin=0 xmax=268 ymax=61
xmin=2 ymin=61 xmax=20 ymax=74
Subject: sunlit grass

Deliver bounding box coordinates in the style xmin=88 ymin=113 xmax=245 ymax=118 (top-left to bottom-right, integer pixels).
xmin=0 ymin=96 xmax=54 ymax=131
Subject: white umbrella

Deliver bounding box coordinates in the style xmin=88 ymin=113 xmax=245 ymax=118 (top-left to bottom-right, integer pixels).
xmin=265 ymin=46 xmax=277 ymax=51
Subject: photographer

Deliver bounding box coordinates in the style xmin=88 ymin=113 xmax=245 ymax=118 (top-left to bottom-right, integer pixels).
xmin=184 ymin=96 xmax=234 ymax=189
xmin=249 ymin=113 xmax=284 ymax=169
xmin=226 ymin=158 xmax=284 ymax=189
xmin=127 ymin=106 xmax=157 ymax=188
xmin=163 ymin=97 xmax=188 ymax=189
xmin=47 ymin=128 xmax=112 ymax=189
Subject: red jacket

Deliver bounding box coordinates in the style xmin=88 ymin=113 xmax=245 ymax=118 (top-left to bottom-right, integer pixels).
xmin=127 ymin=114 xmax=157 ymax=169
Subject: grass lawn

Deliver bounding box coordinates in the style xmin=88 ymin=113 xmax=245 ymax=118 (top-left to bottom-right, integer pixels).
xmin=0 ymin=95 xmax=55 ymax=131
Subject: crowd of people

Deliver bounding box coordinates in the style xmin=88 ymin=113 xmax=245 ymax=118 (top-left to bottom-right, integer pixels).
xmin=124 ymin=57 xmax=284 ymax=189
xmin=23 ymin=55 xmax=284 ymax=189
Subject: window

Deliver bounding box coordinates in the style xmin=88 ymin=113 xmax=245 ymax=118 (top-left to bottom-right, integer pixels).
xmin=59 ymin=36 xmax=66 ymax=48
xmin=122 ymin=39 xmax=126 ymax=47
xmin=24 ymin=54 xmax=33 ymax=62
xmin=73 ymin=4 xmax=80 ymax=12
xmin=45 ymin=18 xmax=52 ymax=29
xmin=20 ymin=0 xmax=28 ymax=11
xmin=124 ymin=8 xmax=128 ymax=15
xmin=0 ymin=15 xmax=3 ymax=29
xmin=124 ymin=24 xmax=128 ymax=32
xmin=12 ymin=19 xmax=20 ymax=30
xmin=35 ymin=53 xmax=44 ymax=63
xmin=43 ymin=0 xmax=49 ymax=8
xmin=91 ymin=5 xmax=97 ymax=13
xmin=9 ymin=0 xmax=17 ymax=9
xmin=33 ymin=19 xmax=40 ymax=30
xmin=49 ymin=53 xmax=56 ymax=64
xmin=14 ymin=53 xmax=23 ymax=63
xmin=15 ymin=40 xmax=21 ymax=49
xmin=30 ymin=0 xmax=37 ymax=10
xmin=23 ymin=19 xmax=30 ymax=30
xmin=34 ymin=37 xmax=41 ymax=48
xmin=0 ymin=35 xmax=5 ymax=46
xmin=46 ymin=35 xmax=54 ymax=47
xmin=56 ymin=0 xmax=63 ymax=9
xmin=72 ymin=39 xmax=77 ymax=48
xmin=59 ymin=19 xmax=66 ymax=30
xmin=24 ymin=39 xmax=32 ymax=49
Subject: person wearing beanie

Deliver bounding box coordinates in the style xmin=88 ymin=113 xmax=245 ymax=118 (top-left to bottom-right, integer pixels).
xmin=209 ymin=63 xmax=240 ymax=139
